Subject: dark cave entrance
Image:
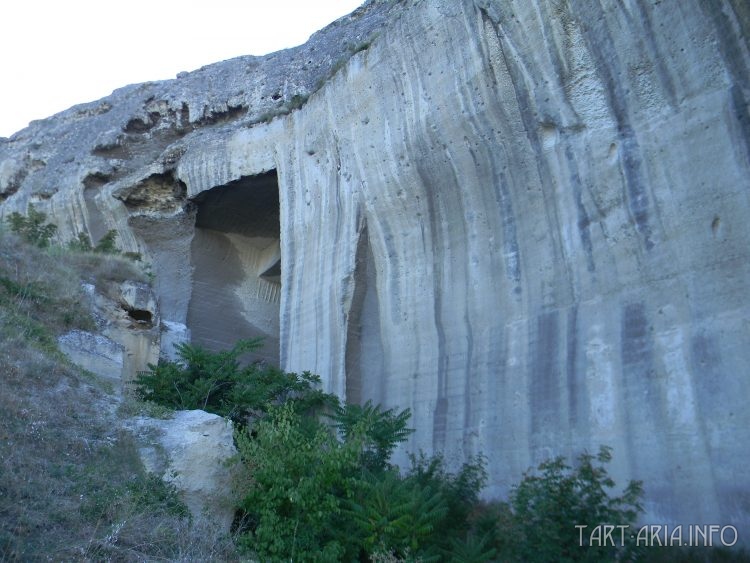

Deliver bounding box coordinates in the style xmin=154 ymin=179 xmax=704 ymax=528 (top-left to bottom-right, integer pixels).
xmin=187 ymin=170 xmax=281 ymax=364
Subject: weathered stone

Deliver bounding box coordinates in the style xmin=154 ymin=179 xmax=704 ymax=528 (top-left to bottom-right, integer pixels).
xmin=130 ymin=410 xmax=238 ymax=529
xmin=88 ymin=280 xmax=161 ymax=384
xmin=58 ymin=330 xmax=124 ymax=380
xmin=2 ymin=0 xmax=749 ymax=533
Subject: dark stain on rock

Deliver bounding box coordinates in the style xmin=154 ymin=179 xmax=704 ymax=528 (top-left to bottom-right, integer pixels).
xmin=530 ymin=309 xmax=561 ymax=438
xmin=82 ymin=172 xmax=111 ymax=191
xmin=566 ymin=306 xmax=585 ymax=429
xmin=565 ymin=145 xmax=595 ymax=272
xmin=124 ymin=112 xmax=162 ymax=134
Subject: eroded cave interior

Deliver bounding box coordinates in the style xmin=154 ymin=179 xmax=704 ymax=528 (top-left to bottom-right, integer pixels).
xmin=187 ymin=170 xmax=281 ymax=364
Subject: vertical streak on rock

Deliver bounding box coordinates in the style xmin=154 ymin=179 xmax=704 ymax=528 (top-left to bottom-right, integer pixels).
xmin=568 ymin=0 xmax=655 ymax=251
xmin=565 ymin=305 xmax=583 ymax=435
xmin=476 ymin=8 xmax=523 ymax=292
xmin=699 ymin=0 xmax=750 ymax=168
xmin=415 ymin=161 xmax=448 ymax=453
xmin=619 ymin=301 xmax=671 ymax=504
xmin=529 ymin=310 xmax=562 ymax=455
xmin=564 ymin=144 xmax=595 ymax=273
xmin=480 ymin=7 xmax=575 ymax=304
xmin=345 ymin=222 xmax=385 ymax=406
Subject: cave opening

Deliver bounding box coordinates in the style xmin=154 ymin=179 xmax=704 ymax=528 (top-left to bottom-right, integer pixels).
xmin=124 ymin=307 xmax=154 ymax=325
xmin=187 ymin=170 xmax=281 ymax=364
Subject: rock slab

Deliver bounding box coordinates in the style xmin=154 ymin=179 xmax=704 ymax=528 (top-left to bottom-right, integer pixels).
xmin=133 ymin=410 xmax=238 ymax=529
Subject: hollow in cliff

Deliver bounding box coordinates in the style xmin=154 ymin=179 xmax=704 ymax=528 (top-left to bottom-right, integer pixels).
xmin=188 ymin=170 xmax=281 ymax=364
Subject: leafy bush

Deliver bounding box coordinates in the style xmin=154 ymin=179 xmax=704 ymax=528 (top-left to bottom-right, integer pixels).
xmin=68 ymin=229 xmax=124 ymax=255
xmin=137 ymin=339 xmax=645 ymax=561
xmin=234 ymin=387 xmax=492 ymax=561
xmin=6 ymin=205 xmax=57 ymax=247
xmin=134 ymin=338 xmax=334 ymax=425
xmin=331 ymin=400 xmax=413 ymax=471
xmin=341 ymin=468 xmax=448 ymax=561
xmin=407 ymin=452 xmax=490 ymax=559
xmin=94 ymin=229 xmax=119 ymax=254
xmin=235 ymin=403 xmax=361 ymax=560
xmin=67 ymin=232 xmax=93 ymax=252
xmin=478 ymin=446 xmax=644 ymax=562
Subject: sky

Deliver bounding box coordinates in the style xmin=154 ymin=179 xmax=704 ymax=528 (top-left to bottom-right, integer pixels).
xmin=0 ymin=0 xmax=364 ymax=137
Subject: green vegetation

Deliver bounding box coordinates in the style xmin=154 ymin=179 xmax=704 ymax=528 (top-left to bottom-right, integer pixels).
xmin=6 ymin=204 xmax=57 ymax=247
xmin=68 ymin=228 xmax=137 ymax=258
xmin=2 ymin=218 xmax=742 ymax=561
xmin=134 ymin=338 xmax=334 ymax=425
xmin=473 ymin=447 xmax=644 ymax=562
xmin=8 ymin=205 xmax=143 ymax=263
xmin=0 ymin=230 xmax=235 ymax=560
xmin=136 ymin=340 xmax=647 ymax=562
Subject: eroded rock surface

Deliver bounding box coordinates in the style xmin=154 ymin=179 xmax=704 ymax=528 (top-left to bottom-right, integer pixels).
xmin=59 ymin=280 xmax=159 ymax=386
xmin=130 ymin=410 xmax=238 ymax=529
xmin=2 ymin=0 xmax=749 ymax=531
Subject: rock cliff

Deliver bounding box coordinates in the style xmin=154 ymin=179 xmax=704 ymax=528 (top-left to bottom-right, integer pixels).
xmin=1 ymin=0 xmax=749 ymax=532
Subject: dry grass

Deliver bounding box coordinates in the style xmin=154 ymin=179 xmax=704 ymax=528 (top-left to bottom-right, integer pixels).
xmin=0 ymin=231 xmax=240 ymax=561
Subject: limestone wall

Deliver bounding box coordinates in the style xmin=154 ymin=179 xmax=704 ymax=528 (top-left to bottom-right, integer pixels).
xmin=1 ymin=0 xmax=748 ymax=531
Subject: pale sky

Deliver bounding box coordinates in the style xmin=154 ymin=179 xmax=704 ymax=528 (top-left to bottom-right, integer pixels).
xmin=0 ymin=0 xmax=364 ymax=137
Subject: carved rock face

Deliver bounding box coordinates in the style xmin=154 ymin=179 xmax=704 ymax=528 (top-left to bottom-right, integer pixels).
xmin=2 ymin=0 xmax=750 ymax=532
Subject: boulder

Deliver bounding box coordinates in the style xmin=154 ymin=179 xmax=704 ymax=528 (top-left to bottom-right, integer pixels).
xmin=132 ymin=410 xmax=238 ymax=530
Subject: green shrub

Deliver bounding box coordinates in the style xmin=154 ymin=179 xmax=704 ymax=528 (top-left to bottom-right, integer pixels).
xmin=67 ymin=232 xmax=93 ymax=252
xmin=484 ymin=446 xmax=644 ymax=562
xmin=134 ymin=339 xmax=334 ymax=425
xmin=94 ymin=229 xmax=119 ymax=254
xmin=342 ymin=468 xmax=448 ymax=561
xmin=68 ymin=229 xmax=120 ymax=254
xmin=233 ymin=378 xmax=491 ymax=561
xmin=331 ymin=400 xmax=413 ymax=472
xmin=6 ymin=205 xmax=57 ymax=247
xmin=235 ymin=403 xmax=360 ymax=560
xmin=136 ymin=340 xmax=645 ymax=561
xmin=407 ymin=452 xmax=489 ymax=558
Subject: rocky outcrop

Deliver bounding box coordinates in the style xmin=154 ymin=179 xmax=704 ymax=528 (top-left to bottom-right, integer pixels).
xmin=58 ymin=330 xmax=125 ymax=381
xmin=130 ymin=410 xmax=238 ymax=529
xmin=2 ymin=0 xmax=749 ymax=532
xmin=59 ymin=280 xmax=159 ymax=386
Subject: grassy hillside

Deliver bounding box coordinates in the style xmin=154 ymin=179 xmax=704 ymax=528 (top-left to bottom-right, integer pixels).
xmin=0 ymin=230 xmax=236 ymax=561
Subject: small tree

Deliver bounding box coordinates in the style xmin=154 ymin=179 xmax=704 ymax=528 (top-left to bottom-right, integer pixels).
xmin=94 ymin=230 xmax=119 ymax=254
xmin=68 ymin=232 xmax=93 ymax=252
xmin=331 ymin=400 xmax=413 ymax=471
xmin=7 ymin=205 xmax=57 ymax=247
xmin=492 ymin=446 xmax=643 ymax=562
